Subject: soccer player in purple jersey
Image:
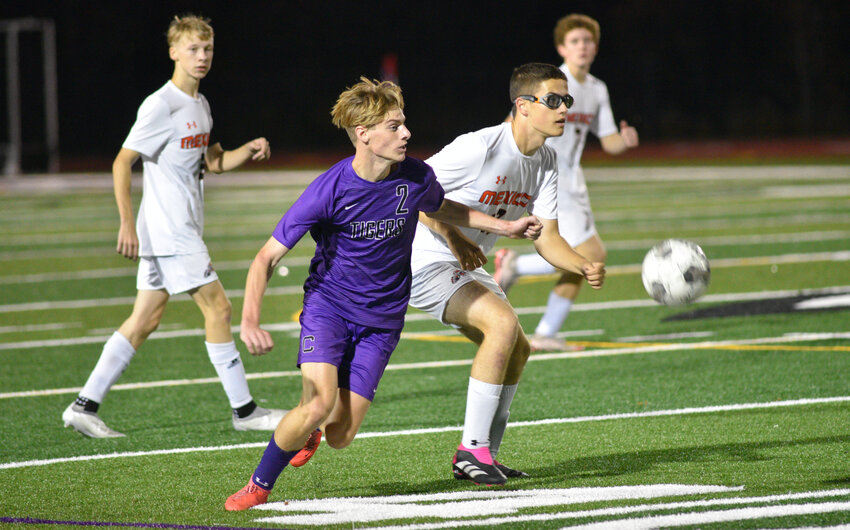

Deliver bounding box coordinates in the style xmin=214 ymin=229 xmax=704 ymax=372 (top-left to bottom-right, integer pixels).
xmin=225 ymin=78 xmax=542 ymax=511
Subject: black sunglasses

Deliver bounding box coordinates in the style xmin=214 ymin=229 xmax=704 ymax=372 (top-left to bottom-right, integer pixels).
xmin=517 ymin=93 xmax=574 ymax=110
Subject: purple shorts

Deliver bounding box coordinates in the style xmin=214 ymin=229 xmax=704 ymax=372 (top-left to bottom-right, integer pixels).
xmin=297 ymin=304 xmax=401 ymax=401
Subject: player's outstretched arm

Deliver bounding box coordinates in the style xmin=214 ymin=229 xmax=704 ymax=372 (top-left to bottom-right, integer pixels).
xmin=205 ymin=137 xmax=270 ymax=174
xmin=240 ymin=236 xmax=290 ymax=355
xmin=600 ymin=120 xmax=639 ymax=155
xmin=426 ymin=199 xmax=543 ymax=240
xmin=112 ymin=148 xmax=141 ymax=261
xmin=533 ymin=218 xmax=605 ymax=289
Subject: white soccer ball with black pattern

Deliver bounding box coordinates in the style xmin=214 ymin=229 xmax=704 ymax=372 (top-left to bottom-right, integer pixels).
xmin=641 ymin=239 xmax=711 ymax=306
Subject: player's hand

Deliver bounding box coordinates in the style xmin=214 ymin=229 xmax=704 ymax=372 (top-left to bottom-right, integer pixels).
xmin=620 ymin=120 xmax=639 ymax=148
xmin=248 ymin=137 xmax=270 ymax=161
xmin=446 ymin=231 xmax=487 ymax=271
xmin=240 ymin=323 xmax=274 ymax=356
xmin=504 ymin=215 xmax=543 ymax=240
xmin=582 ymin=261 xmax=606 ymax=289
xmin=116 ymin=223 xmax=139 ymax=261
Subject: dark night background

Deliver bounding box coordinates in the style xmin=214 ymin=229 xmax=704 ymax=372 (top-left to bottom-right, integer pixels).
xmin=2 ymin=0 xmax=849 ymax=171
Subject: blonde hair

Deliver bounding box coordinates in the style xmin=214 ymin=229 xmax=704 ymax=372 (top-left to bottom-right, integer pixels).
xmin=331 ymin=77 xmax=405 ymax=145
xmin=554 ymin=13 xmax=600 ymax=47
xmin=167 ymin=15 xmax=214 ymax=47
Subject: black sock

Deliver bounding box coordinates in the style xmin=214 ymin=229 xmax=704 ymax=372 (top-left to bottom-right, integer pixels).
xmin=233 ymin=400 xmax=257 ymax=419
xmin=75 ymin=396 xmax=99 ymax=413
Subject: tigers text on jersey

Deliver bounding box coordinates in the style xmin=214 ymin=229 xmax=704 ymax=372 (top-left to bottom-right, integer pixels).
xmin=410 ymin=122 xmax=558 ymax=274
xmin=273 ymin=156 xmax=444 ymax=329
xmin=122 ymin=80 xmax=212 ymax=257
xmin=546 ymin=65 xmax=618 ymax=176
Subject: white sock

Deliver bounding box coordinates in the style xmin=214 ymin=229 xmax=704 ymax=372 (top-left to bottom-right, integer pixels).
xmin=206 ymin=341 xmax=253 ymax=408
xmin=515 ymin=253 xmax=557 ymax=276
xmin=535 ymin=292 xmax=573 ymax=337
xmin=461 ymin=377 xmax=502 ymax=450
xmin=79 ymin=331 xmax=136 ymax=403
xmin=489 ymin=383 xmax=518 ymax=460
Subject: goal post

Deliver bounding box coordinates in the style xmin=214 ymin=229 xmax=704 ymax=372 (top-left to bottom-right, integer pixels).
xmin=1 ymin=18 xmax=59 ymax=176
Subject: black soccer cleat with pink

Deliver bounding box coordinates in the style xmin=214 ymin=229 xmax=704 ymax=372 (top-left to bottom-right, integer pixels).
xmin=452 ymin=449 xmax=507 ymax=486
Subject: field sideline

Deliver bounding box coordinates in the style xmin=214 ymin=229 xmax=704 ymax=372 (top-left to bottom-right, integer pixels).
xmin=1 ymin=163 xmax=849 ymax=529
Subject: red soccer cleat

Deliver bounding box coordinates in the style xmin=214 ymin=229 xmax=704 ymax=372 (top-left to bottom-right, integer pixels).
xmin=225 ymin=479 xmax=270 ymax=511
xmin=289 ymin=429 xmax=322 ymax=468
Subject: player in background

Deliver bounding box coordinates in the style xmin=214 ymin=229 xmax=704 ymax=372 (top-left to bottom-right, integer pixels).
xmin=62 ymin=15 xmax=285 ymax=438
xmin=408 ymin=63 xmax=605 ymax=485
xmin=494 ymin=13 xmax=638 ymax=352
xmin=224 ymin=78 xmax=541 ymax=511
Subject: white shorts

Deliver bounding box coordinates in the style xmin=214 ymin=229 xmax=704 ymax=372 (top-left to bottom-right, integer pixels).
xmin=136 ymin=252 xmax=219 ymax=295
xmin=557 ymin=166 xmax=597 ymax=246
xmin=409 ymin=261 xmax=506 ymax=325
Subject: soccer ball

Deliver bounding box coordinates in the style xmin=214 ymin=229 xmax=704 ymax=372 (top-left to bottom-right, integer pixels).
xmin=641 ymin=239 xmax=711 ymax=306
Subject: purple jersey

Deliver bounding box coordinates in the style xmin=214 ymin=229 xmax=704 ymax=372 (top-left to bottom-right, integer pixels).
xmin=273 ymin=156 xmax=444 ymax=329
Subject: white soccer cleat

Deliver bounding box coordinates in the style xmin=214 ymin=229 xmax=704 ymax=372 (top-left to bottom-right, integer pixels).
xmin=528 ymin=334 xmax=584 ymax=352
xmin=62 ymin=403 xmax=126 ymax=438
xmin=493 ymin=248 xmax=519 ymax=293
xmin=232 ymin=406 xmax=287 ymax=431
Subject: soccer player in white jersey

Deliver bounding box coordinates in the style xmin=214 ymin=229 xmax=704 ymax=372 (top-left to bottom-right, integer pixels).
xmin=409 ymin=63 xmax=606 ymax=485
xmin=62 ymin=15 xmax=285 ymax=438
xmin=494 ymin=14 xmax=639 ymax=352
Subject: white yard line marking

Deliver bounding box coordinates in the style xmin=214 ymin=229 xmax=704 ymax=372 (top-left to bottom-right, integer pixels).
xmin=4 ymin=331 xmax=849 ymax=399
xmin=0 ymin=257 xmax=314 ymax=285
xmin=580 ymin=165 xmax=850 ymax=182
xmin=616 ymin=331 xmax=715 ymax=342
xmin=514 ymin=251 xmax=850 ymax=281
xmin=795 ymin=294 xmax=850 ymax=310
xmin=0 ymin=233 xmax=847 ymax=282
xmin=512 ymin=285 xmax=850 ymax=316
xmin=563 ymin=502 xmax=850 ymax=530
xmin=353 ymin=490 xmax=850 ymax=530
xmin=2 ymin=396 xmax=848 ymax=470
xmin=0 ymin=285 xmax=304 ymax=313
xmin=1 ymin=274 xmax=849 ymax=317
xmin=0 ymin=322 xmax=80 ymax=334
xmin=256 ymin=485 xmax=745 ymax=526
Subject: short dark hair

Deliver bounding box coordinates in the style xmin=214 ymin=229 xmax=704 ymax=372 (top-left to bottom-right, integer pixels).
xmin=509 ymin=63 xmax=567 ymax=102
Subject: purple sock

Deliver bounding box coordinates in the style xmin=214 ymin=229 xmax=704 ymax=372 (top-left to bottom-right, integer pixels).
xmin=251 ymin=434 xmax=299 ymax=491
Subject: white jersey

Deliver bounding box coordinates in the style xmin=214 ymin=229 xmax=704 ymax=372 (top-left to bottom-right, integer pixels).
xmin=411 ymin=122 xmax=558 ymax=273
xmin=546 ymin=64 xmax=618 ymax=194
xmin=123 ymin=81 xmax=213 ymax=257
xmin=538 ymin=65 xmax=619 ymax=245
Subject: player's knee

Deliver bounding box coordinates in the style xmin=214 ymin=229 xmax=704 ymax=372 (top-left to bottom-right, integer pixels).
xmin=126 ymin=314 xmax=161 ymax=341
xmin=484 ymin=310 xmax=521 ymax=345
xmin=215 ymin=297 xmax=233 ymax=323
xmin=559 ymin=270 xmax=584 ymax=285
xmin=204 ymin=296 xmax=232 ymax=326
xmin=302 ymin=396 xmax=335 ymax=427
xmin=143 ymin=318 xmax=161 ymax=337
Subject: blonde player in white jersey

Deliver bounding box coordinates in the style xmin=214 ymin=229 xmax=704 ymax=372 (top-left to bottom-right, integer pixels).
xmin=494 ymin=14 xmax=639 ymax=352
xmin=410 ymin=63 xmax=605 ymax=485
xmin=62 ymin=15 xmax=285 ymax=438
